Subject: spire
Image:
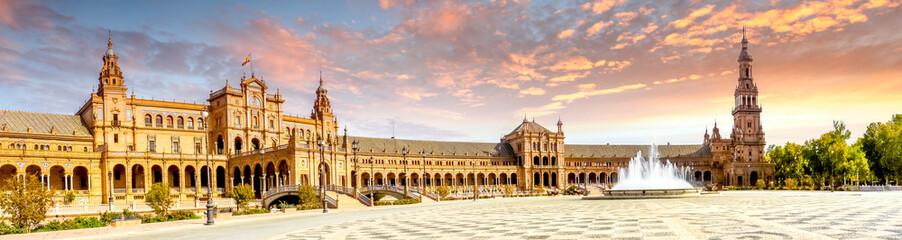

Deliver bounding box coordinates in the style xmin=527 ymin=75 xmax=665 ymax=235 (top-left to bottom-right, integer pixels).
xmin=557 ymin=116 xmax=562 ymax=126
xmin=738 ymin=26 xmax=752 ymax=61
xmin=319 ymin=70 xmax=323 ymax=86
xmin=523 ymin=115 xmax=528 ymax=123
xmin=107 ymin=30 xmax=112 ymax=49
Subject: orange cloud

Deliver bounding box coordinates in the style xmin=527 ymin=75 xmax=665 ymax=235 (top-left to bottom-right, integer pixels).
xmin=557 ymin=29 xmax=576 ymax=39
xmin=582 ymin=0 xmax=628 ymax=15
xmin=586 ymin=20 xmax=613 ymax=36
xmin=514 ymin=102 xmax=565 ymax=117
xmin=519 ymin=87 xmax=547 ymax=96
xmin=552 ymin=83 xmax=647 ymax=103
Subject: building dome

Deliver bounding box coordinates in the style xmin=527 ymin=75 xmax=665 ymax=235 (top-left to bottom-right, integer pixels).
xmin=105 ymin=48 xmax=116 ymax=57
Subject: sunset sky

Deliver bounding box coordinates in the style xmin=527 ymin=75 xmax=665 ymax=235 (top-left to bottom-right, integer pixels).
xmin=1 ymin=0 xmax=900 ymax=146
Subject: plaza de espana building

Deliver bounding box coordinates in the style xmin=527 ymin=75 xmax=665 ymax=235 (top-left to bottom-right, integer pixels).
xmin=0 ymin=32 xmax=773 ymax=205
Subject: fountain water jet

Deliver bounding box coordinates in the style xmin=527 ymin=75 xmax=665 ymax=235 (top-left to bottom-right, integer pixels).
xmin=611 ymin=143 xmax=693 ymax=190
xmin=583 ymin=143 xmax=701 ymax=200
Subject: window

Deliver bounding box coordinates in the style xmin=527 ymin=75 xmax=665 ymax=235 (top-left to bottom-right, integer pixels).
xmin=187 ymin=117 xmax=194 ymax=129
xmin=269 ymin=119 xmax=274 ymax=128
xmin=166 ymin=116 xmax=174 ymax=128
xmin=114 ymin=134 xmax=119 ymax=143
xmin=197 ymin=118 xmax=204 ymax=128
xmin=172 ymin=140 xmax=180 ymax=153
xmin=177 ymin=116 xmax=184 ymax=128
xmin=747 ymin=122 xmax=751 ymax=128
xmin=195 ymin=142 xmax=202 ymax=154
xmin=149 ymin=141 xmax=156 ymax=153
xmin=155 ymin=115 xmax=163 ymax=127
xmin=145 ymin=114 xmax=152 ymax=126
xmin=128 ymin=145 xmax=134 ymax=151
xmin=112 ymin=114 xmax=119 ymax=126
xmin=235 ymin=116 xmax=241 ymax=125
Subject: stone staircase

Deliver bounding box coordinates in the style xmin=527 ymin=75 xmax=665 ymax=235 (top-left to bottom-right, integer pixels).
xmin=332 ymin=191 xmax=369 ymax=209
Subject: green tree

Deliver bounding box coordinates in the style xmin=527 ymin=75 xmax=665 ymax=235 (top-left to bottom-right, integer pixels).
xmin=806 ymin=121 xmax=852 ymax=188
xmin=837 ymin=143 xmax=870 ymax=186
xmin=768 ymin=142 xmax=808 ymax=182
xmin=0 ymin=174 xmax=53 ymax=230
xmin=856 ymin=114 xmax=902 ymax=184
xmin=434 ymin=186 xmax=450 ymax=199
xmin=297 ymin=185 xmax=319 ymax=205
xmin=145 ymin=182 xmax=173 ymax=216
xmin=231 ymin=184 xmax=255 ymax=212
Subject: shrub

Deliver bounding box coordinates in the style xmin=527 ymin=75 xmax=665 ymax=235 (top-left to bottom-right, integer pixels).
xmin=278 ymin=201 xmax=294 ymax=209
xmin=146 ymin=182 xmax=173 ymax=216
xmin=0 ymin=174 xmax=53 ymax=230
xmin=784 ymin=179 xmax=798 ymax=189
xmin=503 ymin=185 xmax=514 ymax=197
xmin=533 ymin=186 xmax=545 ymax=195
xmin=297 ymin=185 xmax=319 ymax=205
xmin=564 ymin=185 xmax=580 ymax=195
xmin=801 ymin=175 xmax=814 ymax=188
xmin=756 ymin=180 xmax=766 ymax=190
xmin=34 ymin=217 xmax=106 ymax=232
xmin=231 ymin=184 xmax=255 ymax=212
xmin=435 ymin=186 xmax=451 ymax=199
xmin=233 ymin=208 xmax=269 ymax=216
xmin=375 ymin=198 xmax=420 ymax=206
xmin=64 ymin=191 xmax=76 ymax=205
xmin=0 ymin=222 xmax=28 ymax=235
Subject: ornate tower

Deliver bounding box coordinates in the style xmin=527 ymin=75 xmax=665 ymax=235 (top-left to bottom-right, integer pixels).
xmin=731 ymin=27 xmax=765 ymax=162
xmin=96 ymin=35 xmax=130 ymax=152
xmin=311 ymin=74 xmax=339 ymax=146
xmin=727 ymin=27 xmax=771 ymax=186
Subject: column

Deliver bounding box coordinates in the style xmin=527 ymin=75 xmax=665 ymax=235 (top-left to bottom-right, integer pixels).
xmin=125 ymin=167 xmax=132 ymax=199
xmin=276 ymin=173 xmax=281 ymax=187
xmin=194 ymin=171 xmax=200 ymax=197
xmin=240 ymin=176 xmax=244 ymax=185
xmin=211 ymin=166 xmax=218 ymax=195
xmin=178 ymin=166 xmax=185 ymax=201
xmin=262 ymin=174 xmax=267 ymax=192
xmin=66 ymin=175 xmax=71 ymax=190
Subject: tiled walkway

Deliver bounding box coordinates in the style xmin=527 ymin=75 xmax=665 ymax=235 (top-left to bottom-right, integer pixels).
xmin=280 ymin=191 xmax=902 ymax=240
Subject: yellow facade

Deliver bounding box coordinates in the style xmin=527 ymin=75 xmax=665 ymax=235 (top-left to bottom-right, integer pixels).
xmin=0 ymin=35 xmax=774 ymax=205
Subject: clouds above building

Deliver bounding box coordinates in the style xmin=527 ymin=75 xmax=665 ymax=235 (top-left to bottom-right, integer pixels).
xmin=0 ymin=0 xmax=900 ymax=145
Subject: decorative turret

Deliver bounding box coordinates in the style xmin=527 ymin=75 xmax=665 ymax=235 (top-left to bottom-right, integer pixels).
xmin=98 ymin=32 xmax=125 ymax=97
xmin=556 ymin=117 xmax=563 ymax=133
xmin=311 ymin=72 xmax=333 ymax=120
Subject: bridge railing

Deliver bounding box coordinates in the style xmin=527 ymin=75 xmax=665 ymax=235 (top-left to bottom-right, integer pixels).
xmin=263 ymin=184 xmax=299 ymax=199
xmin=356 ymin=191 xmax=372 ymax=206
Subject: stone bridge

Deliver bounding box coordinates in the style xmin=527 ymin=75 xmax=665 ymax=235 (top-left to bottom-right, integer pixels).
xmin=359 ymin=185 xmax=440 ymax=202
xmin=261 ymin=184 xmax=372 ymax=208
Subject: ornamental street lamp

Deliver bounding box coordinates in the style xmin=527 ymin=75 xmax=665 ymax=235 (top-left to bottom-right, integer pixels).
xmin=402 ymin=146 xmax=409 ymax=199
xmin=420 ymin=151 xmax=426 ymax=201
xmin=108 ymin=171 xmax=114 ymax=204
xmin=318 ymin=139 xmax=327 ymax=213
xmin=352 ymin=140 xmax=358 ymax=193
xmin=201 ymin=109 xmax=215 ymax=225
xmin=472 ymin=161 xmax=477 ymax=201
xmin=582 ymin=162 xmax=588 ymax=196
xmin=369 ymin=156 xmax=374 ymax=207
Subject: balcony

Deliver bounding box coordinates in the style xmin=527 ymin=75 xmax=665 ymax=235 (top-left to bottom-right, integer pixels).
xmin=111 ymin=120 xmax=120 ymax=127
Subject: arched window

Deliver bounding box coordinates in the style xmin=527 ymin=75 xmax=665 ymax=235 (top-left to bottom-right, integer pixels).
xmin=197 ymin=118 xmax=204 ymax=128
xmin=253 ymin=116 xmax=258 ymax=128
xmin=187 ymin=117 xmax=194 ymax=129
xmin=144 ymin=114 xmax=152 ymax=126
xmin=166 ymin=116 xmax=174 ymax=128
xmin=177 ymin=116 xmax=184 ymax=128
xmin=155 ymin=115 xmax=163 ymax=127
xmin=235 ymin=115 xmax=241 ymax=126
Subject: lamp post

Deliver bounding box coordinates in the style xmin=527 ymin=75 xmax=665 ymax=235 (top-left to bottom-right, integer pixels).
xmin=352 ymin=140 xmax=358 ymax=194
xmin=318 ymin=139 xmax=327 ymax=213
xmin=472 ymin=161 xmax=477 ymax=201
xmin=583 ymin=162 xmax=589 ymax=196
xmin=108 ymin=171 xmax=114 ymax=204
xmin=402 ymin=146 xmax=409 ymax=199
xmin=201 ymin=109 xmax=215 ymax=225
xmin=420 ymin=151 xmax=426 ymax=201
xmin=369 ymin=156 xmax=374 ymax=207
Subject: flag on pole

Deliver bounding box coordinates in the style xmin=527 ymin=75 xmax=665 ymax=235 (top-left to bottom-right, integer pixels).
xmin=241 ymin=53 xmax=251 ymax=66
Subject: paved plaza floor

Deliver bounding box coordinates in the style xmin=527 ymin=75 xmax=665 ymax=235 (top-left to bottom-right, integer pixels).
xmin=90 ymin=191 xmax=902 ymax=240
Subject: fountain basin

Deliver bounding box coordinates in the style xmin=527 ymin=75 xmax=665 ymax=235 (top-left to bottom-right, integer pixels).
xmin=582 ymin=188 xmax=701 ymax=200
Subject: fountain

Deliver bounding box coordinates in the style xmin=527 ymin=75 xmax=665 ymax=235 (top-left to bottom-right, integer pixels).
xmin=584 ymin=143 xmax=701 ymax=200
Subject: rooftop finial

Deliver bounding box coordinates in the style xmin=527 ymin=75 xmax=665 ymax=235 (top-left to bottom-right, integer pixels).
xmin=319 ymin=70 xmax=323 ymax=86
xmin=107 ymin=30 xmax=112 ymax=49
xmin=523 ymin=115 xmax=528 ymax=123
xmin=741 ymin=25 xmax=748 ymax=43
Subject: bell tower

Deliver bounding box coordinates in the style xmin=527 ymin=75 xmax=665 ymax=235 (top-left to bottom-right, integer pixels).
xmin=730 ymin=27 xmax=765 ymax=163
xmin=95 ymin=33 xmax=130 ymax=152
